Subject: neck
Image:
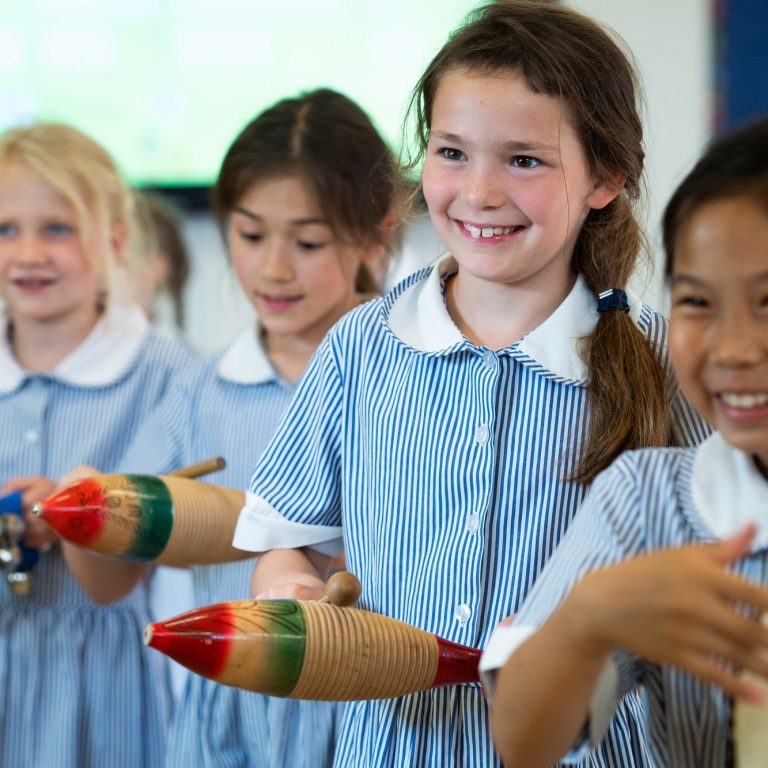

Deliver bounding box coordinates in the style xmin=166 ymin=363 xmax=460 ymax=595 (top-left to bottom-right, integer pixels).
xmin=10 ymin=308 xmax=102 ymax=373
xmin=446 ymin=269 xmax=577 ymax=350
xmin=264 ymin=291 xmax=370 ymax=382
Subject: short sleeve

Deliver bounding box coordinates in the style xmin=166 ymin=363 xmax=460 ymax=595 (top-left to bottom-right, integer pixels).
xmin=480 ymin=458 xmax=649 ymax=758
xmin=118 ymin=365 xmax=199 ymax=475
xmin=233 ymin=332 xmax=346 ymax=551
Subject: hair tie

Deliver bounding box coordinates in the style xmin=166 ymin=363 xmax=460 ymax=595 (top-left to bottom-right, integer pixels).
xmin=597 ymin=288 xmax=629 ymax=314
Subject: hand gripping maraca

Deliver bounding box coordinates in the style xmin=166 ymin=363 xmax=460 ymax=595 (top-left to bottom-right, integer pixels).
xmin=30 ymin=459 xmax=251 ymax=567
xmin=144 ymin=572 xmax=481 ymax=701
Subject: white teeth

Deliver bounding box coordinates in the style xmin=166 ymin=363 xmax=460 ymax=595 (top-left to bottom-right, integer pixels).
xmin=463 ymin=223 xmax=515 ymax=239
xmin=720 ymin=392 xmax=768 ymax=408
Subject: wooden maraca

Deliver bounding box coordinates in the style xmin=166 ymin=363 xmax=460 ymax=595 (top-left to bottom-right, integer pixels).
xmin=144 ymin=572 xmax=481 ymax=701
xmin=733 ymin=613 xmax=768 ymax=768
xmin=31 ymin=458 xmax=251 ymax=567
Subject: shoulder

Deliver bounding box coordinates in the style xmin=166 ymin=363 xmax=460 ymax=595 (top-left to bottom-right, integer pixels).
xmin=605 ymin=445 xmax=692 ymax=486
xmin=321 ymin=295 xmax=388 ymax=359
xmin=586 ymin=446 xmax=695 ymax=540
xmin=634 ymin=301 xmax=670 ymax=351
xmin=138 ymin=330 xmax=199 ymax=371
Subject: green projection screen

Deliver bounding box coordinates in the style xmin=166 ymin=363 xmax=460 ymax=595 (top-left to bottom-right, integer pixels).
xmin=0 ymin=0 xmax=480 ymax=187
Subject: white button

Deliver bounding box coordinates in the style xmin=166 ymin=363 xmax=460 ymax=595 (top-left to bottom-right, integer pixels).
xmin=455 ymin=603 xmax=472 ymax=624
xmin=474 ymin=424 xmax=490 ymax=445
xmin=465 ymin=514 xmax=480 ymax=533
xmin=482 ymin=350 xmax=496 ymax=369
xmin=24 ymin=430 xmax=39 ymax=444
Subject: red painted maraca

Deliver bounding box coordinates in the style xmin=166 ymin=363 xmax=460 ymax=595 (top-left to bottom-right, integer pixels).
xmin=31 ymin=458 xmax=251 ymax=567
xmin=144 ymin=572 xmax=481 ymax=701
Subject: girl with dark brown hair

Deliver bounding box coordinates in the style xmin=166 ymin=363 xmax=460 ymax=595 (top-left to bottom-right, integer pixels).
xmin=237 ymin=3 xmax=708 ymax=766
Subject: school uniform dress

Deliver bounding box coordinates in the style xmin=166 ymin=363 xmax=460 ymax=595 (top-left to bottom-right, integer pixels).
xmin=0 ymin=302 xmax=194 ymax=768
xmin=119 ymin=324 xmax=341 ymax=768
xmin=233 ymin=256 xmax=710 ymax=768
xmin=480 ymin=431 xmax=768 ymax=767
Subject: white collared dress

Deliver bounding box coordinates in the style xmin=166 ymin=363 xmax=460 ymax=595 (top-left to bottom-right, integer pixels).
xmin=480 ymin=432 xmax=768 ymax=767
xmin=118 ymin=324 xmax=342 ymax=768
xmin=0 ymin=303 xmax=195 ymax=768
xmin=233 ymin=259 xmax=710 ymax=768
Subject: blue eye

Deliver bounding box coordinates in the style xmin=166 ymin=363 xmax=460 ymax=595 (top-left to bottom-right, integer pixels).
xmin=0 ymin=223 xmax=17 ymax=238
xmin=44 ymin=222 xmax=75 ymax=238
xmin=511 ymin=156 xmax=540 ymax=169
xmin=440 ymin=147 xmax=466 ymax=161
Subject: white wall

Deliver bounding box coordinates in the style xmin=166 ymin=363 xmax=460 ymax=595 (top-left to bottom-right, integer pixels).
xmin=178 ymin=0 xmax=713 ymax=353
xmin=567 ymin=0 xmax=712 ymax=310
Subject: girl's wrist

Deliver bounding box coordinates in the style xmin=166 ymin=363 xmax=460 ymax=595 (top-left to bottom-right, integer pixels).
xmin=554 ymin=580 xmax=616 ymax=664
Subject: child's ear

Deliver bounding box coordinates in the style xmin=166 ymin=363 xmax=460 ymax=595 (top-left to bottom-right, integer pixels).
xmin=110 ymin=222 xmax=129 ymax=262
xmin=588 ymin=172 xmax=627 ymax=211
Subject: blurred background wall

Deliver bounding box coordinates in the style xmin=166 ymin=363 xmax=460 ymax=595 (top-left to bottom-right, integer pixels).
xmin=2 ymin=0 xmax=765 ymax=353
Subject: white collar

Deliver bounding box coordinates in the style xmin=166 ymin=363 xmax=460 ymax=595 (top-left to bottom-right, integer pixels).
xmin=692 ymin=432 xmax=768 ymax=550
xmin=216 ymin=323 xmax=276 ymax=384
xmin=385 ymin=255 xmax=643 ymax=383
xmin=0 ymin=302 xmax=149 ymax=393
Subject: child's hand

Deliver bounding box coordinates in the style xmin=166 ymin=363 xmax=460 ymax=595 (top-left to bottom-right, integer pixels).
xmin=58 ymin=464 xmax=101 ymax=488
xmin=566 ymin=524 xmax=768 ymax=702
xmin=3 ymin=475 xmax=58 ymax=550
xmin=255 ymin=576 xmax=327 ymax=601
xmin=251 ymin=547 xmax=331 ymax=601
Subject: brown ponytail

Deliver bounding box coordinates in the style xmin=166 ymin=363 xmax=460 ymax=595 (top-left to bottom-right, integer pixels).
xmin=572 ymin=196 xmax=674 ymax=482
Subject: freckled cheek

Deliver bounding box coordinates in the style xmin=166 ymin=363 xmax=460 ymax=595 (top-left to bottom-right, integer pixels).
xmin=421 ymin=167 xmax=452 ymax=212
xmin=519 ymin=187 xmax=563 ymax=223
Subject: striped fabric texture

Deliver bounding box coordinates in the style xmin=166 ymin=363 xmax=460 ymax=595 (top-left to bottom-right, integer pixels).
xmin=0 ymin=329 xmax=193 ymax=768
xmin=119 ymin=327 xmax=342 ymax=768
xmin=509 ymin=437 xmax=767 ymax=767
xmin=246 ymin=266 xmax=710 ymax=768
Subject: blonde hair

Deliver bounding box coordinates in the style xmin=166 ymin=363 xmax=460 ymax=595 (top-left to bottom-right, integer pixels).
xmin=0 ymin=122 xmax=138 ymax=306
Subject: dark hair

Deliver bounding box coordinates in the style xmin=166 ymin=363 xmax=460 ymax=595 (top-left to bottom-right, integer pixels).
xmin=406 ymin=0 xmax=672 ymax=483
xmin=663 ymin=118 xmax=768 ymax=275
xmin=213 ymin=88 xmax=402 ymax=293
xmin=136 ymin=191 xmax=190 ymax=329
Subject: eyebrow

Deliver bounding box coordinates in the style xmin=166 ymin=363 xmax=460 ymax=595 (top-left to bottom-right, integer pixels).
xmin=232 ymin=206 xmax=327 ymax=227
xmin=672 ymin=272 xmax=768 ymax=286
xmin=428 ymin=130 xmax=558 ymax=153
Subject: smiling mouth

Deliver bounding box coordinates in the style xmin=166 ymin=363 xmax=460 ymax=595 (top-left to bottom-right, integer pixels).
xmin=461 ymin=222 xmax=525 ymax=239
xmin=718 ymin=392 xmax=768 ymax=409
xmin=259 ymin=293 xmax=302 ymax=306
xmin=13 ymin=277 xmax=56 ymax=288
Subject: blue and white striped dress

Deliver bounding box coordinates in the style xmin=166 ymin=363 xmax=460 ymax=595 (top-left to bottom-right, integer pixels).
xmin=119 ymin=324 xmax=342 ymax=768
xmin=483 ymin=432 xmax=768 ymax=767
xmin=234 ymin=257 xmax=710 ymax=768
xmin=0 ymin=303 xmax=194 ymax=768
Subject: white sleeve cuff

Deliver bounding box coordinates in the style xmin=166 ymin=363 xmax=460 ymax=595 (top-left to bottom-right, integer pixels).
xmin=587 ymin=658 xmax=620 ymax=748
xmin=233 ymin=492 xmax=344 ymax=557
xmin=479 ymin=622 xmax=619 ymax=760
xmin=479 ymin=624 xmax=536 ymax=700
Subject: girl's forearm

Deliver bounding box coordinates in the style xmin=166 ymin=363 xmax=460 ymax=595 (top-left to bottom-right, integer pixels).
xmin=62 ymin=541 xmax=149 ymax=604
xmin=491 ymin=603 xmax=613 ymax=767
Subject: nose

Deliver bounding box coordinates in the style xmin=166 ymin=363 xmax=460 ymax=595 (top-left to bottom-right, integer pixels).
xmin=13 ymin=233 xmax=46 ymax=266
xmin=461 ymin=164 xmax=505 ymax=210
xmin=708 ymin=311 xmax=766 ymax=368
xmin=260 ymin=239 xmax=294 ymax=282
